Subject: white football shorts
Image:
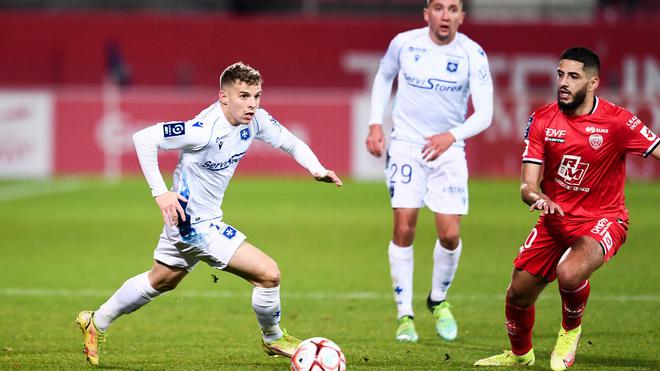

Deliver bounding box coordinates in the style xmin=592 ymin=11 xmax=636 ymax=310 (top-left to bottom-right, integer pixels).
xmin=385 ymin=140 xmax=469 ymax=215
xmin=154 ymin=219 xmax=246 ymax=272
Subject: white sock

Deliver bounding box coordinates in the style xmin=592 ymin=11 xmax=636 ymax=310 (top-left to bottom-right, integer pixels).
xmin=93 ymin=272 xmax=162 ymax=332
xmin=430 ymin=239 xmax=462 ymax=302
xmin=252 ymin=286 xmax=283 ymax=343
xmin=388 ymin=241 xmax=414 ymax=319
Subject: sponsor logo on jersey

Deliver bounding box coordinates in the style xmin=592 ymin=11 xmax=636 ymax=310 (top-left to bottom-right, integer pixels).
xmin=544 ymin=128 xmax=566 ymax=143
xmin=407 ymin=46 xmax=427 ymax=53
xmin=586 ymin=126 xmax=608 ymax=133
xmin=589 ymin=134 xmax=603 ymax=150
xmin=626 ymin=115 xmax=641 ymax=130
xmin=240 ymin=127 xmax=251 ymax=140
xmin=403 ymin=73 xmax=462 ymax=92
xmin=202 ymin=151 xmax=247 ymax=171
xmin=556 ymin=155 xmax=590 ymax=192
xmin=640 ymin=125 xmax=657 ymax=141
xmin=163 ymin=122 xmax=185 ymax=137
xmin=192 ymin=121 xmax=204 ymax=128
xmin=222 ymin=226 xmax=237 ymax=239
xmin=446 ymin=60 xmax=459 ymax=73
xmin=407 ymin=46 xmax=426 ymax=62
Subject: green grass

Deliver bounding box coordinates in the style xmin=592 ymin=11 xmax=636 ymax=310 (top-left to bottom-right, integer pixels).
xmin=0 ymin=177 xmax=658 ymax=370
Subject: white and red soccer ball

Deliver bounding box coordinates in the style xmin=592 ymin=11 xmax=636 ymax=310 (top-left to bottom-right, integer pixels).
xmin=290 ymin=337 xmax=347 ymax=371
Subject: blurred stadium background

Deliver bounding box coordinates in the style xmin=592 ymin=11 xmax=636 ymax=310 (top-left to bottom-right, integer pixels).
xmin=0 ymin=0 xmax=659 ymax=180
xmin=1 ymin=1 xmax=659 ymax=370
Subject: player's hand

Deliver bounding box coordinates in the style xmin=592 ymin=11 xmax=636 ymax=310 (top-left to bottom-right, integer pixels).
xmin=529 ymin=197 xmax=564 ymax=216
xmin=366 ymin=124 xmax=385 ymax=158
xmin=422 ymin=132 xmax=456 ymax=161
xmin=314 ymin=170 xmax=343 ymax=187
xmin=155 ymin=192 xmax=188 ymax=226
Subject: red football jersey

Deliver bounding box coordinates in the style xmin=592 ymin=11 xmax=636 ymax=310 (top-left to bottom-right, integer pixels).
xmin=522 ymin=97 xmax=659 ymax=220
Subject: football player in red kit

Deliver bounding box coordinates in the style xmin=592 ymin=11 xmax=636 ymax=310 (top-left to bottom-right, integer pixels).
xmin=475 ymin=47 xmax=660 ymax=370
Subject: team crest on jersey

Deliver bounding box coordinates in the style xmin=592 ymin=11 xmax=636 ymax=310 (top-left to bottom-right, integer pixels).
xmin=240 ymin=127 xmax=251 ymax=141
xmin=446 ymin=60 xmax=459 ymax=73
xmin=589 ymin=134 xmax=603 ymax=150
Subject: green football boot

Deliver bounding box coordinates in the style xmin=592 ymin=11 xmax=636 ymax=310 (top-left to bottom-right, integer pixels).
xmin=395 ymin=315 xmax=418 ymax=342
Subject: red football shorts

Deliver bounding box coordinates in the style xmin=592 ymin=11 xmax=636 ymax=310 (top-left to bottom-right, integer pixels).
xmin=514 ymin=216 xmax=628 ymax=281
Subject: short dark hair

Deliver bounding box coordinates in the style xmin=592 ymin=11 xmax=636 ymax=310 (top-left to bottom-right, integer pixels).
xmin=426 ymin=0 xmax=463 ymax=9
xmin=560 ymin=47 xmax=600 ymax=75
xmin=219 ymin=62 xmax=261 ymax=89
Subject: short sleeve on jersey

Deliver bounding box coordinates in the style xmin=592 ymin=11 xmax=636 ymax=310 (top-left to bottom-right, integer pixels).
xmin=522 ymin=114 xmax=544 ymax=164
xmin=618 ymin=114 xmax=660 ymax=157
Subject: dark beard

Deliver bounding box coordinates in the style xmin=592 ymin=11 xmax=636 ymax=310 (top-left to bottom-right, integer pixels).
xmin=557 ymin=86 xmax=587 ymax=112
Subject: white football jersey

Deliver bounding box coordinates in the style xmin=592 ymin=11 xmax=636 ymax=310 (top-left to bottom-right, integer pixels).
xmin=133 ymin=102 xmax=326 ymax=226
xmin=370 ymin=28 xmax=493 ymax=147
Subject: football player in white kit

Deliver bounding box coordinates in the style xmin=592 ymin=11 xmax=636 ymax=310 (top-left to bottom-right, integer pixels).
xmin=365 ymin=0 xmax=493 ymax=343
xmin=76 ymin=62 xmax=342 ymax=366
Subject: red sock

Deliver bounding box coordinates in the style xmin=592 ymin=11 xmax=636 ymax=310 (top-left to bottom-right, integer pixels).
xmin=505 ymin=299 xmax=535 ymax=356
xmin=559 ymin=280 xmax=590 ymax=330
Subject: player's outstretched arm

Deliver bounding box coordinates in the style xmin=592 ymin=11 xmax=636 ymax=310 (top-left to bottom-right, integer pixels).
xmin=520 ymin=163 xmax=564 ymax=216
xmin=313 ymin=170 xmax=343 ymax=187
xmin=274 ymin=127 xmax=342 ymax=187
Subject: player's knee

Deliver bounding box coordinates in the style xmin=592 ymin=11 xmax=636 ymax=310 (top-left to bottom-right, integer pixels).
xmin=151 ymin=276 xmax=180 ymax=292
xmin=505 ymin=285 xmax=533 ymax=308
xmin=555 ymin=264 xmax=583 ymax=290
xmin=258 ymin=261 xmax=281 ymax=288
xmin=438 ymin=233 xmax=460 ymax=250
xmin=394 ymin=224 xmax=416 ymax=244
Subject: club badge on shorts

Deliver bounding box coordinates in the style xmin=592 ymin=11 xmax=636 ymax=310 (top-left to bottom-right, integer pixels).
xmin=222 ymin=226 xmax=237 ymax=239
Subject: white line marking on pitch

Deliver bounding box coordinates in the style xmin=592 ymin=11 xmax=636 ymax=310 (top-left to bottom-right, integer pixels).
xmin=0 ymin=288 xmax=657 ymax=302
xmin=0 ymin=181 xmax=84 ymax=202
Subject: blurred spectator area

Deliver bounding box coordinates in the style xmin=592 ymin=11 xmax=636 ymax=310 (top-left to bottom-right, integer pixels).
xmin=0 ymin=0 xmax=657 ymax=20
xmin=1 ymin=0 xmax=658 ymax=179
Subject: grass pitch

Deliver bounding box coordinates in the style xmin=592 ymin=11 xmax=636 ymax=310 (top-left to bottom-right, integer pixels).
xmin=0 ymin=177 xmax=658 ymax=370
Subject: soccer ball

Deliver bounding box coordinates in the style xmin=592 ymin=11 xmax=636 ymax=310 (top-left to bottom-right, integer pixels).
xmin=290 ymin=337 xmax=347 ymax=371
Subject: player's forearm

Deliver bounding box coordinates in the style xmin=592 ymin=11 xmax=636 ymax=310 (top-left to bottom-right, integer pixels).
xmin=132 ymin=126 xmax=169 ymax=197
xmin=449 ymin=87 xmax=493 ymax=141
xmin=279 ymin=133 xmax=327 ymax=176
xmin=368 ymin=70 xmax=395 ymax=125
xmin=520 ymin=183 xmax=546 ymax=207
